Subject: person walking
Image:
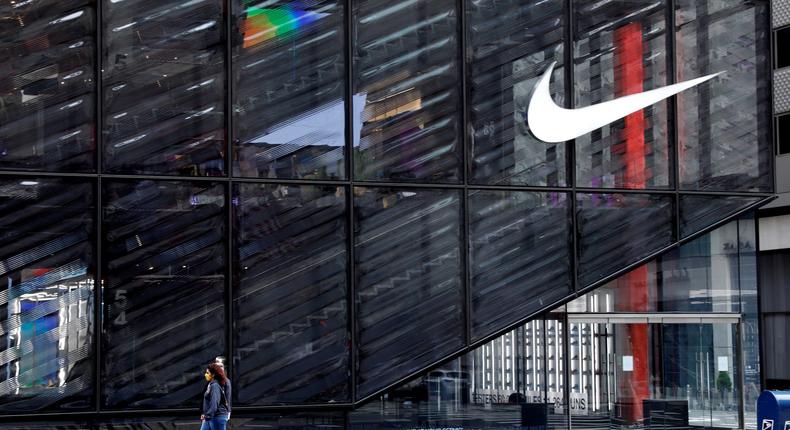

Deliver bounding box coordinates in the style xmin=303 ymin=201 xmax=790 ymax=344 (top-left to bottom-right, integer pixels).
xmin=213 ymin=356 xmax=232 ymax=419
xmin=200 ymin=363 xmax=230 ymax=430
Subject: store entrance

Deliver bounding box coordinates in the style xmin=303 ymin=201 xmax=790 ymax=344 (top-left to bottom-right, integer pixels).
xmin=566 ymin=314 xmax=745 ymax=430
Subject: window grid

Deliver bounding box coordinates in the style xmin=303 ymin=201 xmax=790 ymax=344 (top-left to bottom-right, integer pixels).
xmin=0 ymin=0 xmax=774 ymax=420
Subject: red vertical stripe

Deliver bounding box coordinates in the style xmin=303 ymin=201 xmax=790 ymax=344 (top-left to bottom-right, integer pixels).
xmin=614 ymin=22 xmax=650 ymax=424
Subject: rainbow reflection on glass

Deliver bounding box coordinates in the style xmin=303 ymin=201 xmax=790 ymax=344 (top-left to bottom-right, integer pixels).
xmin=240 ymin=4 xmax=325 ymax=48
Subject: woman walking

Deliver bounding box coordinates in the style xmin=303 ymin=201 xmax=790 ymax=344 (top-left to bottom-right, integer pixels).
xmin=200 ymin=363 xmax=230 ymax=430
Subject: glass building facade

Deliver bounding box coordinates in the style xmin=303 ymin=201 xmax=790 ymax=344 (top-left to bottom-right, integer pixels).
xmin=0 ymin=0 xmax=775 ymax=428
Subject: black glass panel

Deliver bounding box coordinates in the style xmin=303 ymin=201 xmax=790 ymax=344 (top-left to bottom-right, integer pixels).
xmin=467 ymin=0 xmax=567 ymax=186
xmin=676 ymin=0 xmax=772 ymax=192
xmin=233 ymin=1 xmax=346 ymax=180
xmin=234 ymin=183 xmax=348 ymax=404
xmin=777 ymin=27 xmax=790 ymax=69
xmin=231 ymin=413 xmax=346 ymax=429
xmin=577 ymin=193 xmax=673 ymax=287
xmin=0 ymin=423 xmax=88 ymax=430
xmin=353 ymin=0 xmax=462 ymax=183
xmin=574 ymin=0 xmax=670 ymax=189
xmin=679 ymin=194 xmax=763 ymax=239
xmin=102 ymin=180 xmax=225 ymax=408
xmin=98 ymin=418 xmax=196 ymax=429
xmin=0 ymin=179 xmax=94 ymax=413
xmin=354 ymin=187 xmax=463 ymax=397
xmin=0 ymin=1 xmax=95 ymax=172
xmin=102 ymin=0 xmax=225 ymax=176
xmin=469 ymin=190 xmax=571 ymax=341
xmin=778 ymin=114 xmax=790 ymax=155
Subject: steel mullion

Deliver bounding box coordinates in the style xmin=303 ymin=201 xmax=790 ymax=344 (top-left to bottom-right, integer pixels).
xmin=668 ymin=0 xmax=682 ymax=243
xmin=459 ymin=0 xmax=472 ymax=349
xmin=0 ymin=168 xmax=775 ymax=197
xmin=345 ymin=0 xmax=357 ymax=404
xmin=224 ymin=0 xmax=235 ymax=402
xmin=565 ymin=0 xmax=579 ymax=305
xmin=94 ymin=0 xmax=104 ymax=413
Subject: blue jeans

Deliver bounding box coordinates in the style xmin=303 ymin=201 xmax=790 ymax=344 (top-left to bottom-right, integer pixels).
xmin=207 ymin=414 xmax=229 ymax=430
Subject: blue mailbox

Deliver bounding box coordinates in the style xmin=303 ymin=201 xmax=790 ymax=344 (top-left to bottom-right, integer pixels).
xmin=758 ymin=391 xmax=790 ymax=430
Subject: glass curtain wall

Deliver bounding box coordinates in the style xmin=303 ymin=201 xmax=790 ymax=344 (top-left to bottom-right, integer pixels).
xmin=349 ymin=216 xmax=760 ymax=430
xmin=0 ymin=0 xmax=772 ymax=422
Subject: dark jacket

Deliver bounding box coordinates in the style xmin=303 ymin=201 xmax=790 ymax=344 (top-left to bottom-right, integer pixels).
xmin=223 ymin=379 xmax=232 ymax=413
xmin=202 ymin=380 xmax=229 ymax=419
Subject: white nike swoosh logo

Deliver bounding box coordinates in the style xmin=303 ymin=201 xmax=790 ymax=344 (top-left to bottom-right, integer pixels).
xmin=527 ymin=62 xmax=721 ymax=143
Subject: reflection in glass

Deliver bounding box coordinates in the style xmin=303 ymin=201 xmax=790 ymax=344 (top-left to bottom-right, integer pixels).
xmin=353 ymin=0 xmax=461 ymax=183
xmin=576 ymin=193 xmax=673 ymax=287
xmin=573 ymin=0 xmax=670 ymax=189
xmin=231 ymin=413 xmax=346 ymax=429
xmin=99 ymin=418 xmax=197 ymax=430
xmin=232 ymin=0 xmax=346 ymax=180
xmin=0 ymin=423 xmax=88 ymax=430
xmin=350 ymin=320 xmax=566 ymax=430
xmin=0 ymin=179 xmax=94 ymax=413
xmin=469 ymin=190 xmax=571 ymax=340
xmin=467 ymin=0 xmax=567 ymax=186
xmin=234 ymin=183 xmax=348 ymax=404
xmin=679 ymin=194 xmax=763 ymax=239
xmin=0 ymin=1 xmax=95 ymax=171
xmin=571 ymin=218 xmax=746 ymax=314
xmin=102 ymin=180 xmax=225 ymax=408
xmin=354 ymin=187 xmax=463 ymax=397
xmin=738 ymin=216 xmax=760 ymax=429
xmin=102 ymin=0 xmax=225 ymax=175
xmin=675 ymin=0 xmax=771 ymax=192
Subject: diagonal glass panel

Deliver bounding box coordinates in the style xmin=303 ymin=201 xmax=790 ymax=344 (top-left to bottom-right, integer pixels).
xmin=467 ymin=0 xmax=567 ymax=186
xmin=0 ymin=1 xmax=95 ymax=172
xmin=354 ymin=187 xmax=463 ymax=398
xmin=353 ymin=0 xmax=462 ymax=183
xmin=102 ymin=0 xmax=225 ymax=176
xmin=577 ymin=193 xmax=673 ymax=287
xmin=232 ymin=0 xmax=346 ymax=180
xmin=234 ymin=183 xmax=349 ymax=404
xmin=573 ymin=0 xmax=671 ymax=190
xmin=679 ymin=194 xmax=763 ymax=239
xmin=675 ymin=0 xmax=772 ymax=192
xmin=0 ymin=179 xmax=94 ymax=413
xmin=102 ymin=180 xmax=225 ymax=408
xmin=469 ymin=190 xmax=571 ymax=341
xmin=0 ymin=423 xmax=88 ymax=430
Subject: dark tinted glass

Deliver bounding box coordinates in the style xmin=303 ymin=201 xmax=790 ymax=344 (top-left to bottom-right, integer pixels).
xmin=232 ymin=1 xmax=346 ymax=180
xmin=577 ymin=193 xmax=673 ymax=287
xmin=679 ymin=194 xmax=763 ymax=239
xmin=777 ymin=27 xmax=790 ymax=69
xmin=676 ymin=0 xmax=772 ymax=192
xmin=98 ymin=418 xmax=194 ymax=429
xmin=778 ymin=114 xmax=790 ymax=155
xmin=352 ymin=0 xmax=462 ymax=183
xmin=102 ymin=180 xmax=225 ymax=408
xmin=0 ymin=179 xmax=94 ymax=413
xmin=0 ymin=1 xmax=95 ymax=172
xmin=354 ymin=187 xmax=463 ymax=397
xmin=231 ymin=413 xmax=346 ymax=429
xmin=234 ymin=183 xmax=349 ymax=404
xmin=467 ymin=0 xmax=567 ymax=186
xmin=574 ymin=0 xmax=670 ymax=189
xmin=0 ymin=423 xmax=88 ymax=430
xmin=469 ymin=190 xmax=571 ymax=340
xmin=102 ymin=0 xmax=225 ymax=176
